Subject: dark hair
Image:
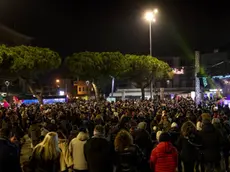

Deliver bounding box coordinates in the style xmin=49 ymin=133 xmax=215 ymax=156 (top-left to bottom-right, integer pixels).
xmin=94 ymin=125 xmax=105 ymax=134
xmin=79 ymin=127 xmax=87 ymax=133
xmin=0 ymin=128 xmax=11 ymax=138
xmin=57 ymin=131 xmax=66 ymax=140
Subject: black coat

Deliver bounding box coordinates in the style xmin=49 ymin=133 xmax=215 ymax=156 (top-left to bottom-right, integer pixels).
xmin=176 ymin=133 xmax=202 ymax=162
xmin=84 ymin=137 xmax=114 ymax=172
xmin=199 ymin=122 xmax=222 ymax=163
xmin=115 ymin=144 xmax=144 ymax=172
xmin=132 ymin=129 xmax=153 ymax=158
xmin=0 ymin=137 xmax=22 ymax=172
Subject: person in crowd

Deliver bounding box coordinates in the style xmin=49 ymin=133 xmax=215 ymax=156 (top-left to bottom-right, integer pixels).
xmin=169 ymin=122 xmax=180 ymax=147
xmin=28 ymin=120 xmax=41 ymax=148
xmin=156 ymin=130 xmax=162 ymax=143
xmin=110 ymin=115 xmax=130 ymax=144
xmin=84 ymin=125 xmax=114 ymax=172
xmin=150 ymin=132 xmax=178 ymax=172
xmin=40 ymin=123 xmax=49 ymax=141
xmin=28 ymin=132 xmax=61 ymax=172
xmin=200 ymin=118 xmax=222 ymax=172
xmin=151 ymin=126 xmax=157 ymax=141
xmin=46 ymin=119 xmax=57 ymax=132
xmin=114 ymin=129 xmax=144 ymax=172
xmin=177 ymin=121 xmax=202 ymax=172
xmin=58 ymin=131 xmax=73 ymax=172
xmin=132 ymin=122 xmax=152 ymax=159
xmin=132 ymin=122 xmax=152 ymax=172
xmin=69 ymin=127 xmax=89 ymax=172
xmin=0 ymin=128 xmax=22 ymax=172
xmin=158 ymin=114 xmax=170 ymax=131
xmin=169 ymin=122 xmax=182 ymax=172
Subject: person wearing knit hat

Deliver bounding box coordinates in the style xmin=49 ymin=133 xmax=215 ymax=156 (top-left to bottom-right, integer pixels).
xmin=150 ymin=132 xmax=178 ymax=172
xmin=171 ymin=122 xmax=178 ymax=128
xmin=137 ymin=122 xmax=147 ymax=130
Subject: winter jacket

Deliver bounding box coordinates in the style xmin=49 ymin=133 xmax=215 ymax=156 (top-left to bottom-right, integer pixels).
xmin=69 ymin=133 xmax=88 ymax=170
xmin=84 ymin=136 xmax=114 ymax=172
xmin=150 ymin=142 xmax=178 ymax=172
xmin=199 ymin=122 xmax=222 ymax=162
xmin=115 ymin=144 xmax=144 ymax=172
xmin=0 ymin=137 xmax=22 ymax=172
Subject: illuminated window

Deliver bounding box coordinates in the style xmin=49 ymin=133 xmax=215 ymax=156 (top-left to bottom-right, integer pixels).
xmin=79 ymin=87 xmax=81 ymax=92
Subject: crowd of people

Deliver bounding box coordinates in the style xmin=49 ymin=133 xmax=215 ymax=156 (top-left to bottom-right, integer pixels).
xmin=0 ymin=97 xmax=230 ymax=172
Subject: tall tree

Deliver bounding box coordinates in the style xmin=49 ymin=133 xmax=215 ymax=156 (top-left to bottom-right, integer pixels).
xmin=123 ymin=55 xmax=171 ymax=100
xmin=0 ymin=45 xmax=61 ymax=103
xmin=65 ymin=52 xmax=125 ymax=98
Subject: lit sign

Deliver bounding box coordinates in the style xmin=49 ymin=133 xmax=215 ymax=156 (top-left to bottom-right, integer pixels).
xmin=212 ymin=75 xmax=230 ymax=79
xmin=209 ymin=89 xmax=222 ymax=92
xmin=172 ymin=67 xmax=184 ymax=75
xmin=59 ymin=91 xmax=65 ymax=96
xmin=202 ymin=77 xmax=208 ymax=87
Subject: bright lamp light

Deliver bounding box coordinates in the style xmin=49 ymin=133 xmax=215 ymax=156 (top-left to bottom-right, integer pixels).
xmin=145 ymin=11 xmax=155 ymax=21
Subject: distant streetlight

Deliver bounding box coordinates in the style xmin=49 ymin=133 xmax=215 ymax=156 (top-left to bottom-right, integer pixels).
xmin=86 ymin=81 xmax=90 ymax=98
xmin=144 ymin=8 xmax=158 ymax=99
xmin=110 ymin=76 xmax=115 ymax=97
xmin=56 ymin=79 xmax=60 ymax=83
xmin=144 ymin=8 xmax=158 ymax=56
xmin=5 ymin=81 xmax=10 ymax=101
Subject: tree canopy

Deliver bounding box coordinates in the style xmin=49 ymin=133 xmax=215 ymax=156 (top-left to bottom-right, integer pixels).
xmin=0 ymin=45 xmax=61 ymax=103
xmin=65 ymin=52 xmax=171 ymax=99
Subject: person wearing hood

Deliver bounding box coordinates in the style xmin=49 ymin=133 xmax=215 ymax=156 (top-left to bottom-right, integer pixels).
xmin=84 ymin=125 xmax=113 ymax=172
xmin=150 ymin=132 xmax=178 ymax=172
xmin=199 ymin=118 xmax=222 ymax=171
xmin=69 ymin=127 xmax=89 ymax=172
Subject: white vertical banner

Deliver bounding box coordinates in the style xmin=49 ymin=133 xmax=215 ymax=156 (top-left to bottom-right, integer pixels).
xmin=195 ymin=51 xmax=201 ymax=105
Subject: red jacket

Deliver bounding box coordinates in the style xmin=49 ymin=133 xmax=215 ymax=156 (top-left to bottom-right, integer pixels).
xmin=150 ymin=142 xmax=178 ymax=172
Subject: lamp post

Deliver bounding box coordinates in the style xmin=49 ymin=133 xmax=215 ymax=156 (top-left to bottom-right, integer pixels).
xmin=110 ymin=76 xmax=115 ymax=97
xmin=5 ymin=81 xmax=10 ymax=101
xmin=144 ymin=9 xmax=158 ymax=99
xmin=86 ymin=81 xmax=90 ymax=99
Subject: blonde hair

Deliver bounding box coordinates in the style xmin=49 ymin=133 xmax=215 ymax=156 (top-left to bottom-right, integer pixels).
xmin=33 ymin=132 xmax=60 ymax=161
xmin=156 ymin=131 xmax=162 ymax=141
xmin=114 ymin=130 xmax=133 ymax=152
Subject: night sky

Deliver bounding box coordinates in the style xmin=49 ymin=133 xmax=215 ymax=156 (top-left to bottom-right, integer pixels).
xmin=0 ymin=0 xmax=230 ymax=57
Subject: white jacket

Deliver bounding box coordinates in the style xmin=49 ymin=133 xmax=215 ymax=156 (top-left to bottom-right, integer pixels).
xmin=69 ymin=132 xmax=88 ymax=170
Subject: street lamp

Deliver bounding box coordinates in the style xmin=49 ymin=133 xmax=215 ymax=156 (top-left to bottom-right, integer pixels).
xmin=56 ymin=79 xmax=60 ymax=83
xmin=110 ymin=76 xmax=115 ymax=97
xmin=5 ymin=81 xmax=10 ymax=101
xmin=144 ymin=9 xmax=158 ymax=99
xmin=86 ymin=81 xmax=90 ymax=99
xmin=144 ymin=9 xmax=158 ymax=56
